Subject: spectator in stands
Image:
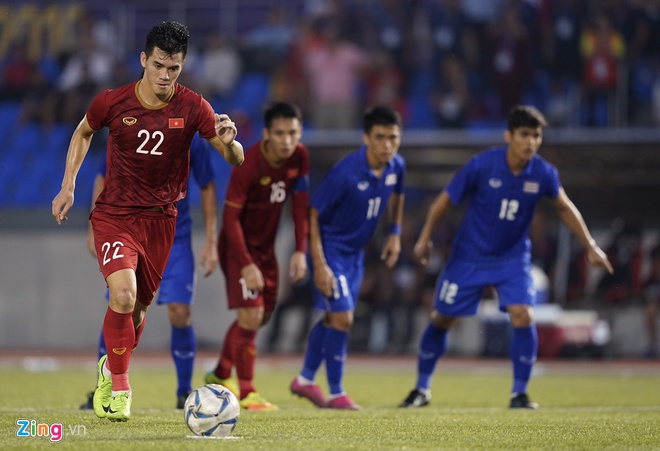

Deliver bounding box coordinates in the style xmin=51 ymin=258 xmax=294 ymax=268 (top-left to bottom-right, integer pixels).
xmin=302 ymin=18 xmax=369 ymax=129
xmin=579 ymin=12 xmax=626 ymax=126
xmin=199 ymin=32 xmax=242 ymax=101
xmin=431 ymin=54 xmax=470 ymax=128
xmin=643 ymin=244 xmax=660 ymax=358
xmin=363 ymin=49 xmax=407 ymax=120
xmin=426 ymin=0 xmax=477 ymax=70
xmin=0 ymin=40 xmax=34 ymax=101
xmin=242 ymin=6 xmax=295 ymax=71
xmin=484 ymin=5 xmax=534 ymax=117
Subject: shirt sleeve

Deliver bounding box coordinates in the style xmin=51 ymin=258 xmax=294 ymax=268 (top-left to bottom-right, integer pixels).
xmin=86 ymin=90 xmax=110 ymax=131
xmin=311 ymin=164 xmax=346 ymax=217
xmin=446 ymin=155 xmax=480 ymax=205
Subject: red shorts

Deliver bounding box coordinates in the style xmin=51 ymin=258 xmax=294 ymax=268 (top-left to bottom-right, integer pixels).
xmin=91 ymin=209 xmax=176 ymax=306
xmin=219 ymin=247 xmax=279 ymax=312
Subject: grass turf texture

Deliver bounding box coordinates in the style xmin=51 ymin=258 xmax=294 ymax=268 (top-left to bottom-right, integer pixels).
xmin=1 ymin=358 xmax=659 ymax=450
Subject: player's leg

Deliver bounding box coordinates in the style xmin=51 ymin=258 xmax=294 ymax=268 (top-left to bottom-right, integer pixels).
xmin=291 ymin=313 xmax=329 ymax=407
xmin=323 ymin=255 xmax=363 ymax=410
xmin=324 ymin=309 xmax=361 ymax=410
xmin=644 ymin=298 xmax=658 ymax=358
xmin=400 ymin=261 xmax=482 ymax=408
xmin=168 ymin=303 xmax=196 ymax=407
xmin=99 ymin=268 xmax=137 ymax=421
xmin=157 ymin=237 xmax=198 ymax=407
xmin=500 ymin=263 xmax=539 ymax=409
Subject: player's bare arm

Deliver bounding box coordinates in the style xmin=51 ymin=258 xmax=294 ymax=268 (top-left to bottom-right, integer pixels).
xmin=381 ymin=193 xmax=405 ymax=268
xmin=52 ymin=115 xmax=96 ymax=224
xmin=199 ymin=181 xmax=218 ymax=277
xmin=414 ymin=190 xmax=452 ymax=265
xmin=210 ymin=113 xmax=244 ymax=166
xmin=289 ymin=251 xmax=308 ymax=284
xmin=552 ymin=188 xmax=614 ymax=274
xmin=310 ymin=207 xmax=336 ymax=298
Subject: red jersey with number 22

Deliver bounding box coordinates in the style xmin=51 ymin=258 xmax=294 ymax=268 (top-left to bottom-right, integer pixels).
xmin=87 ymin=80 xmax=217 ymax=214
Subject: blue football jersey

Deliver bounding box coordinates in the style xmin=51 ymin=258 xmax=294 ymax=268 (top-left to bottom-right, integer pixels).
xmin=312 ymin=146 xmax=406 ymax=254
xmin=97 ymin=133 xmax=215 ymax=238
xmin=446 ymin=146 xmax=560 ymax=263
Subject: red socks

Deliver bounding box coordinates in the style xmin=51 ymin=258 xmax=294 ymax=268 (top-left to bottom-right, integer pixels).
xmin=103 ymin=307 xmax=134 ymax=391
xmin=215 ymin=321 xmax=257 ymax=398
xmin=234 ymin=327 xmax=257 ymax=398
xmin=215 ymin=321 xmax=239 ymax=379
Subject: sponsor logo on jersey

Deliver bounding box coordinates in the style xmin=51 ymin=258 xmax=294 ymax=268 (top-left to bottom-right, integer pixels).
xmin=122 ymin=117 xmax=137 ymax=126
xmin=168 ymin=118 xmax=184 ymax=129
xmin=287 ymin=168 xmax=299 ymax=178
xmin=523 ymin=181 xmax=539 ymax=194
xmin=357 ymin=181 xmax=369 ymax=191
xmin=488 ymin=178 xmax=502 ymax=188
xmin=112 ymin=347 xmax=127 ymax=355
xmin=385 ymin=173 xmax=397 ymax=186
xmin=260 ymin=176 xmax=272 ymax=185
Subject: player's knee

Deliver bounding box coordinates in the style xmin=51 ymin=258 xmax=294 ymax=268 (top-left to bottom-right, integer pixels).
xmin=325 ymin=313 xmax=353 ymax=332
xmin=508 ymin=305 xmax=534 ymax=327
xmin=109 ymin=288 xmax=136 ymax=312
xmin=430 ymin=311 xmax=456 ymax=329
xmin=168 ymin=303 xmax=192 ymax=328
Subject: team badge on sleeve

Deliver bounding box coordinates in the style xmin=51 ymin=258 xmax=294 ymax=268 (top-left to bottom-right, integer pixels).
xmin=385 ymin=174 xmax=397 ymax=186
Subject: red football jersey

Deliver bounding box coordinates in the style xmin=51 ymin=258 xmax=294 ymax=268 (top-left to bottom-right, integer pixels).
xmin=87 ymin=80 xmax=217 ymax=214
xmin=220 ymin=140 xmax=309 ymax=261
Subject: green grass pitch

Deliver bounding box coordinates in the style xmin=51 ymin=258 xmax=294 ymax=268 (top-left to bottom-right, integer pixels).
xmin=1 ymin=354 xmax=659 ymax=450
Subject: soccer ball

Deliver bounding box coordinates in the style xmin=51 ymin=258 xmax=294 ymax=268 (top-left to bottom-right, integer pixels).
xmin=184 ymin=384 xmax=240 ymax=437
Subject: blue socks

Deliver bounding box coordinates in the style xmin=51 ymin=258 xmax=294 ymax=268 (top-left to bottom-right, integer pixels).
xmin=510 ymin=325 xmax=537 ymax=395
xmin=300 ymin=321 xmax=349 ymax=396
xmin=416 ymin=323 xmax=448 ymax=390
xmin=324 ymin=328 xmax=348 ymax=396
xmin=171 ymin=325 xmax=196 ymax=397
xmin=301 ymin=320 xmax=328 ymax=381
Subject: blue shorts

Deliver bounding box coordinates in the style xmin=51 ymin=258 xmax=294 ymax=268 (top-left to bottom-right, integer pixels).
xmin=312 ymin=249 xmax=364 ymax=313
xmin=156 ymin=234 xmax=195 ymax=305
xmin=433 ymin=258 xmax=535 ymax=317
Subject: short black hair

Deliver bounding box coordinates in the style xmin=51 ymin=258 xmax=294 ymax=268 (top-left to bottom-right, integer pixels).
xmin=264 ymin=101 xmax=303 ymax=129
xmin=363 ymin=105 xmax=402 ymax=134
xmin=144 ymin=21 xmax=189 ymax=58
xmin=507 ymin=105 xmax=547 ymax=132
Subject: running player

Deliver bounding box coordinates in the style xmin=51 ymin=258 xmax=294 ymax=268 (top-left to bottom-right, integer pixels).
xmin=51 ymin=21 xmax=243 ymax=421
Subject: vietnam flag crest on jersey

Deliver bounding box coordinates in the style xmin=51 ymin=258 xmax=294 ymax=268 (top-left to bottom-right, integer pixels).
xmin=169 ymin=118 xmax=184 ymax=129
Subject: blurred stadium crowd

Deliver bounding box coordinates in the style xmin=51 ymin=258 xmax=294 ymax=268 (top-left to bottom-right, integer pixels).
xmin=0 ymin=0 xmax=658 ymax=357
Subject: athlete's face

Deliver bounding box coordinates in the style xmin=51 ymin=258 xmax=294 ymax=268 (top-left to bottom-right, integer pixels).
xmin=263 ymin=117 xmax=302 ymax=165
xmin=140 ymin=47 xmax=185 ymax=99
xmin=363 ymin=124 xmax=401 ymax=169
xmin=504 ymin=126 xmax=543 ymax=164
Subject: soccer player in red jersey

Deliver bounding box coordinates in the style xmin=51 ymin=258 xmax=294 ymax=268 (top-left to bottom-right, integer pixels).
xmin=204 ymin=102 xmax=310 ymax=411
xmin=51 ymin=21 xmax=244 ymax=422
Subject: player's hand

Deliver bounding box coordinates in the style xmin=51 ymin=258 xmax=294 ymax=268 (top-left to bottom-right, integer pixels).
xmin=86 ymin=224 xmax=97 ymax=257
xmin=199 ymin=239 xmax=219 ymax=277
xmin=52 ymin=189 xmax=74 ymax=225
xmin=289 ymin=251 xmax=308 ymax=284
xmin=413 ymin=238 xmax=433 ymax=266
xmin=241 ymin=263 xmax=264 ymax=292
xmin=214 ymin=113 xmax=237 ymax=146
xmin=587 ymin=245 xmax=614 ymax=274
xmin=381 ymin=235 xmax=401 ymax=269
xmin=314 ymin=264 xmax=337 ymax=299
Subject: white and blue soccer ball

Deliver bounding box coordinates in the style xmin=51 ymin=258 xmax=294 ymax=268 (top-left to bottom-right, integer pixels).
xmin=184 ymin=384 xmax=240 ymax=437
